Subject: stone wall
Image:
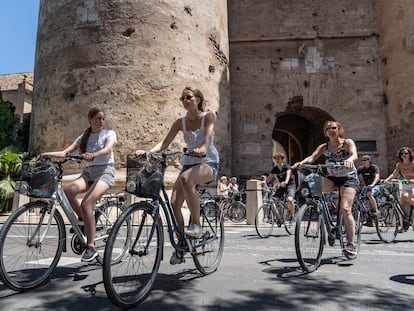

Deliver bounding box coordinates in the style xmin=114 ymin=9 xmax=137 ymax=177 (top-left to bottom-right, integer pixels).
xmin=228 ymin=0 xmax=387 ymax=177
xmin=377 ymin=0 xmax=414 ymax=172
xmin=31 ymin=0 xmax=231 ymax=174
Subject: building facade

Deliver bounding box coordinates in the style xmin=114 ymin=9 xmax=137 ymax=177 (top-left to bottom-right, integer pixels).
xmin=29 ymin=0 xmax=414 ymax=178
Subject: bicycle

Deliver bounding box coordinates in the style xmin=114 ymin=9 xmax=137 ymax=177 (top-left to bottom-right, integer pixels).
xmin=102 ymin=150 xmax=224 ymax=308
xmin=0 ymin=154 xmax=129 ymax=291
xmin=218 ymin=191 xmax=247 ymax=223
xmin=255 ymin=188 xmax=299 ymax=238
xmin=294 ymin=163 xmax=363 ymax=273
xmin=374 ymin=179 xmax=412 ymax=243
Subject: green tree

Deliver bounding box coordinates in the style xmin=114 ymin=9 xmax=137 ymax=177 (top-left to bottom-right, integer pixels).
xmin=0 ymin=91 xmax=15 ymax=150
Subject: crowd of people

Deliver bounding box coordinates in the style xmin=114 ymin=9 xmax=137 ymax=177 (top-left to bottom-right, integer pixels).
xmin=39 ymin=85 xmax=414 ymax=264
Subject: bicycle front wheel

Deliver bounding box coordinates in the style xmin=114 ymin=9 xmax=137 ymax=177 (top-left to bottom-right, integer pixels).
xmin=376 ymin=203 xmax=398 ymax=243
xmin=255 ymin=204 xmax=275 ymax=238
xmin=94 ymin=199 xmax=128 ymax=265
xmin=103 ymin=202 xmax=163 ymax=309
xmin=192 ymin=206 xmax=224 ymax=275
xmin=227 ymin=201 xmax=246 ymax=223
xmin=284 ymin=203 xmax=299 ymax=235
xmin=0 ymin=201 xmax=65 ymax=291
xmin=295 ymin=202 xmax=325 ymax=273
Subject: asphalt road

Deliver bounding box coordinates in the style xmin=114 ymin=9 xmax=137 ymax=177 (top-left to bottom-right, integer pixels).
xmin=1 ymin=223 xmax=414 ymax=310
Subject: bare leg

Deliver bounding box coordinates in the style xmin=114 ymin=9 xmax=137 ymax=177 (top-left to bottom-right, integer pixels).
xmin=80 ymin=180 xmax=109 ymax=247
xmin=340 ymin=186 xmax=356 ymax=244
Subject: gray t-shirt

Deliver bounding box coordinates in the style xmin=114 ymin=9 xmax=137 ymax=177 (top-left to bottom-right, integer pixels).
xmin=74 ymin=129 xmax=117 ymax=166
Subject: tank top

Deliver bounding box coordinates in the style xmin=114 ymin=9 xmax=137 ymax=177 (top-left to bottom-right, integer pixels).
xmin=325 ymin=140 xmax=357 ymax=177
xmin=180 ymin=114 xmax=219 ymax=166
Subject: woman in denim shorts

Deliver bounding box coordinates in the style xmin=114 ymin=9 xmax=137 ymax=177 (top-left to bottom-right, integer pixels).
xmin=135 ymin=86 xmax=219 ymax=265
xmin=41 ymin=107 xmax=117 ymax=262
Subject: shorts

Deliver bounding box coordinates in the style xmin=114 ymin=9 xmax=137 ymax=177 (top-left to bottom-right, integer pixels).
xmin=181 ymin=162 xmax=219 ymax=183
xmin=80 ymin=164 xmax=115 ymax=187
xmin=363 ymin=185 xmax=381 ymax=199
xmin=326 ymin=176 xmax=359 ymax=191
xmin=274 ymin=183 xmax=296 ymax=200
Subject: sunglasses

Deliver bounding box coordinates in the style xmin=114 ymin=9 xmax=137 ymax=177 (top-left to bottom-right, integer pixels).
xmin=401 ymin=152 xmax=409 ymax=155
xmin=326 ymin=126 xmax=337 ymax=130
xmin=362 ymin=159 xmax=369 ymax=161
xmin=180 ymin=95 xmax=194 ymax=101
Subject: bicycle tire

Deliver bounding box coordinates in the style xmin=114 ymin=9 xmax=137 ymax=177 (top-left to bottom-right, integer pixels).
xmin=94 ymin=199 xmax=128 ymax=265
xmin=255 ymin=204 xmax=275 ymax=238
xmin=192 ymin=205 xmax=224 ymax=275
xmin=338 ymin=204 xmax=363 ymax=259
xmin=294 ymin=202 xmax=324 ymax=273
xmin=103 ymin=202 xmax=163 ymax=309
xmin=284 ymin=203 xmax=299 ymax=235
xmin=227 ymin=201 xmax=246 ymax=223
xmin=0 ymin=201 xmax=65 ymax=291
xmin=376 ymin=203 xmax=398 ymax=243
xmin=204 ymin=200 xmax=219 ymax=221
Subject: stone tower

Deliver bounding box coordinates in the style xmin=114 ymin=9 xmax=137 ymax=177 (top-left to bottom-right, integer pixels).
xmin=31 ymin=0 xmax=231 ymax=173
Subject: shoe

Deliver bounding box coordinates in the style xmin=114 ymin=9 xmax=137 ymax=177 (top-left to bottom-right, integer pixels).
xmin=81 ymin=246 xmax=98 ymax=262
xmin=372 ymin=210 xmax=381 ymax=218
xmin=364 ymin=219 xmax=374 ymax=227
xmin=398 ymin=228 xmax=407 ymax=233
xmin=185 ymin=224 xmax=203 ymax=238
xmin=403 ymin=219 xmax=410 ymax=230
xmin=343 ymin=243 xmax=357 ymax=259
xmin=170 ymin=240 xmax=187 ymax=265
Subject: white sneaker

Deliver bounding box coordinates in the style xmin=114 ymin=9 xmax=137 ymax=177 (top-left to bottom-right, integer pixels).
xmin=185 ymin=224 xmax=203 ymax=238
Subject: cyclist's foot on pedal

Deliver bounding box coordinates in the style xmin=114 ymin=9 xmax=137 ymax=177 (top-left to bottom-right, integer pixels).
xmin=185 ymin=224 xmax=203 ymax=238
xmin=170 ymin=240 xmax=187 ymax=265
xmin=81 ymin=246 xmax=98 ymax=262
xmin=343 ymin=243 xmax=357 ymax=259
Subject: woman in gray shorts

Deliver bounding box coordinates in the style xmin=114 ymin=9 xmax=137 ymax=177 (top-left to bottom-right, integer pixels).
xmin=41 ymin=107 xmax=117 ymax=262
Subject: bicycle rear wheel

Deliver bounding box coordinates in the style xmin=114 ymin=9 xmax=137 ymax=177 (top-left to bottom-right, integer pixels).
xmin=227 ymin=201 xmax=246 ymax=223
xmin=295 ymin=202 xmax=324 ymax=273
xmin=255 ymin=204 xmax=275 ymax=238
xmin=103 ymin=202 xmax=163 ymax=309
xmin=94 ymin=199 xmax=128 ymax=265
xmin=0 ymin=201 xmax=65 ymax=291
xmin=376 ymin=203 xmax=398 ymax=243
xmin=192 ymin=206 xmax=224 ymax=275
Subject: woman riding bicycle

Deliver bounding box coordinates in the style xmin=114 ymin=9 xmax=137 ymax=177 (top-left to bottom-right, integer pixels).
xmin=135 ymin=86 xmax=219 ymax=265
xmin=40 ymin=107 xmax=117 ymax=262
xmin=293 ymin=120 xmax=359 ymax=258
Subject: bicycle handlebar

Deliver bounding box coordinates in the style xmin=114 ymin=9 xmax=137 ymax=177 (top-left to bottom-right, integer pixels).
xmin=40 ymin=153 xmax=84 ymax=164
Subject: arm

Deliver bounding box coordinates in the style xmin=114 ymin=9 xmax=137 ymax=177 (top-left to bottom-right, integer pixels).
xmin=136 ymin=118 xmax=181 ymax=155
xmin=192 ymin=111 xmax=215 ymax=156
xmin=41 ymin=143 xmax=78 ymax=159
xmin=344 ymin=138 xmax=358 ymax=168
xmin=385 ymin=162 xmax=400 ymax=181
xmin=83 ymin=139 xmax=116 ymax=161
xmin=292 ymin=143 xmax=326 ymax=168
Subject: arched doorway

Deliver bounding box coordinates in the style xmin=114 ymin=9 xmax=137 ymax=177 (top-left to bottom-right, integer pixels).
xmin=272 ymin=103 xmax=334 ymax=165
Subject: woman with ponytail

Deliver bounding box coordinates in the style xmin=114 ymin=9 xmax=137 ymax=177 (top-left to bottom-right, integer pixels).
xmin=41 ymin=107 xmax=117 ymax=262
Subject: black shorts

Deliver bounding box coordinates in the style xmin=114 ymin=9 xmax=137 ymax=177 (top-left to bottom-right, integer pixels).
xmin=326 ymin=176 xmax=359 ymax=190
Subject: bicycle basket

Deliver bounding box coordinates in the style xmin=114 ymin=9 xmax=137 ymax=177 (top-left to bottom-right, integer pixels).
xmin=298 ymin=170 xmax=324 ymax=198
xmin=125 ymin=154 xmax=165 ymax=198
xmin=20 ymin=163 xmax=58 ymax=198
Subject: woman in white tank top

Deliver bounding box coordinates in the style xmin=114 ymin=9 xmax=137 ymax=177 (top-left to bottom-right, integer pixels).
xmin=135 ymin=86 xmax=219 ymax=264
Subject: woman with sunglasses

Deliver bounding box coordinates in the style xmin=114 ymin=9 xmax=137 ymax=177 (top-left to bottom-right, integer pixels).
xmin=135 ymin=86 xmax=219 ymax=265
xmin=385 ymin=147 xmax=414 ymax=232
xmin=293 ymin=120 xmax=359 ymax=258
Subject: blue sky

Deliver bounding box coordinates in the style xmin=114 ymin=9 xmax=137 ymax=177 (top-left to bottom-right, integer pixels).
xmin=0 ymin=1 xmax=40 ymax=75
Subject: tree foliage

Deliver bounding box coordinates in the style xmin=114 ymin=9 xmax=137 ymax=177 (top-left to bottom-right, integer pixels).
xmin=0 ymin=91 xmax=15 ymax=150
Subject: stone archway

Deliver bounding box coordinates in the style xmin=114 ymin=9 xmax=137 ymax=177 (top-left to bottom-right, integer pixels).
xmin=272 ymin=100 xmax=334 ymax=165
